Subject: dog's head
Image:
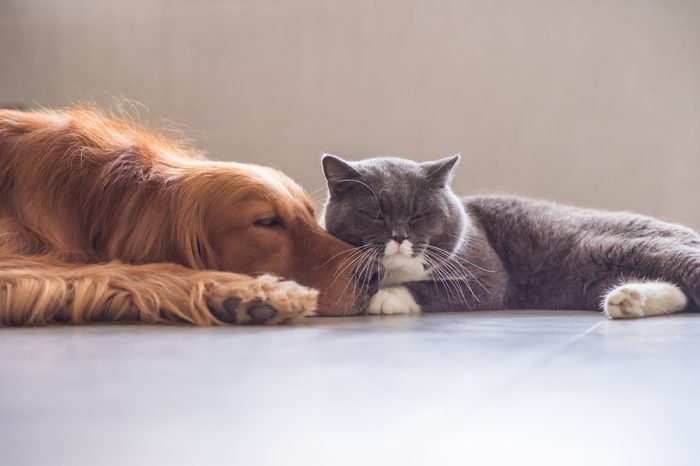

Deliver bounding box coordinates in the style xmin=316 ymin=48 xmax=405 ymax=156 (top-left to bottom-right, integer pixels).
xmin=175 ymin=162 xmax=370 ymax=315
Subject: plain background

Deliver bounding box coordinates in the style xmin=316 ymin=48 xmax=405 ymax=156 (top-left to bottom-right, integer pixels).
xmin=1 ymin=0 xmax=699 ymax=228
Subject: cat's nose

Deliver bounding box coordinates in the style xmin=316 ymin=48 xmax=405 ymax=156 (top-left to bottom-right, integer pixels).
xmin=391 ymin=235 xmax=408 ymax=244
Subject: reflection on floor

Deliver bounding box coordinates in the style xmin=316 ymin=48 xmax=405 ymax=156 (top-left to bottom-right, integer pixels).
xmin=1 ymin=310 xmax=698 ymax=466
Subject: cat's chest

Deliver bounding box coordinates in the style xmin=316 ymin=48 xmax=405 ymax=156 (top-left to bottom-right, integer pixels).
xmin=381 ymin=258 xmax=431 ymax=285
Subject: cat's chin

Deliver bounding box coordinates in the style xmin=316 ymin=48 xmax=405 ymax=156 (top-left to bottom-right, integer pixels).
xmin=382 ymin=254 xmax=416 ymax=269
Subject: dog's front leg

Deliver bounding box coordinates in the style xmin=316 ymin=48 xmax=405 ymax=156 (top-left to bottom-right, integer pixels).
xmin=0 ymin=258 xmax=318 ymax=326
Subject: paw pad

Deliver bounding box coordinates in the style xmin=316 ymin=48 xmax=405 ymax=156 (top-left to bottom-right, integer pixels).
xmin=604 ymin=286 xmax=645 ymax=318
xmin=247 ymin=304 xmax=277 ymax=323
xmin=205 ymin=275 xmax=318 ymax=325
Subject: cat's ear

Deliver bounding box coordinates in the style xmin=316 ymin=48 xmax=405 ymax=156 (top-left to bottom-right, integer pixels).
xmin=422 ymin=154 xmax=460 ymax=188
xmin=322 ymin=153 xmax=360 ymax=196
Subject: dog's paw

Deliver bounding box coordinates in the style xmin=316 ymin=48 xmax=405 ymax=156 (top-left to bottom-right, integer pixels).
xmin=206 ymin=274 xmax=318 ymax=325
xmin=367 ymin=286 xmax=421 ymax=315
xmin=603 ymin=282 xmax=687 ymax=319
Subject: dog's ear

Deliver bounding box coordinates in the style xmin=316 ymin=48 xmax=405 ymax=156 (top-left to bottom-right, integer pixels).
xmin=321 ymin=154 xmax=360 ymax=196
xmin=421 ymin=154 xmax=460 ymax=188
xmin=174 ymin=198 xmax=217 ymax=270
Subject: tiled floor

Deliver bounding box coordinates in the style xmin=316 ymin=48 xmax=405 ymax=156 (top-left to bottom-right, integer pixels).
xmin=1 ymin=311 xmax=699 ymax=466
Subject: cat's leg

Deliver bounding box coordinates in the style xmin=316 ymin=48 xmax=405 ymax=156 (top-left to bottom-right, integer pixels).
xmin=641 ymin=246 xmax=700 ymax=308
xmin=603 ymin=281 xmax=688 ymax=319
xmin=584 ymin=239 xmax=700 ymax=316
xmin=366 ymin=279 xmax=502 ymax=315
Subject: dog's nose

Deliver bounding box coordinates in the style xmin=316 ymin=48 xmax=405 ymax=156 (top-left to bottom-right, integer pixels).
xmin=391 ymin=235 xmax=407 ymax=244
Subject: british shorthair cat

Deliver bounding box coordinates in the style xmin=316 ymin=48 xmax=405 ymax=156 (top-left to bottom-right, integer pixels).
xmin=321 ymin=154 xmax=699 ymax=318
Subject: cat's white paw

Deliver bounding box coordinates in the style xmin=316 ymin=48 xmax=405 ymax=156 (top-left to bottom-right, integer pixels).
xmin=604 ymin=282 xmax=687 ymax=319
xmin=367 ymin=287 xmax=422 ymax=315
xmin=604 ymin=286 xmax=646 ymax=318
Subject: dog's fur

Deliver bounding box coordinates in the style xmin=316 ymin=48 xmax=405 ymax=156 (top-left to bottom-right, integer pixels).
xmin=0 ymin=107 xmax=363 ymax=325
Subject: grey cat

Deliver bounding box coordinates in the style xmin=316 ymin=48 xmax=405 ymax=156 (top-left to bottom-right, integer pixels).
xmin=321 ymin=154 xmax=700 ymax=318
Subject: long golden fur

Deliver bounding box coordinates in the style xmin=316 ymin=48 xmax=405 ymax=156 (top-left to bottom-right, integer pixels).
xmin=0 ymin=107 xmax=364 ymax=325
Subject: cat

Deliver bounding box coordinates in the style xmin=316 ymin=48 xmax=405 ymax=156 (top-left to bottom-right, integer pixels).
xmin=320 ymin=154 xmax=700 ymax=318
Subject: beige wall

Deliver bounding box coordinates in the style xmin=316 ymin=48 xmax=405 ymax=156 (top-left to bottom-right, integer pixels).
xmin=1 ymin=0 xmax=699 ymax=228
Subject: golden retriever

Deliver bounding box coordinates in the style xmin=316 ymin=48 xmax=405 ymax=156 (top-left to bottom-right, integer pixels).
xmin=0 ymin=107 xmax=366 ymax=325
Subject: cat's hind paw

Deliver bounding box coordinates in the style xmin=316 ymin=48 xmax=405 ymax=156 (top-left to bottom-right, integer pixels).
xmin=603 ymin=282 xmax=687 ymax=319
xmin=604 ymin=286 xmax=646 ymax=318
xmin=367 ymin=287 xmax=422 ymax=315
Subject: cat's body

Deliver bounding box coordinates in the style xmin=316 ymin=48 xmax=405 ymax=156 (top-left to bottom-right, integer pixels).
xmin=321 ymin=155 xmax=700 ymax=318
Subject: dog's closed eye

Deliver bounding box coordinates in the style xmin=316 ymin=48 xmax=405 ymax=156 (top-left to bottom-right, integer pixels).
xmin=254 ymin=216 xmax=284 ymax=228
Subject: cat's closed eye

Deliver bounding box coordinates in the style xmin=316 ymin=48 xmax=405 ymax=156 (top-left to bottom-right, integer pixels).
xmin=359 ymin=209 xmax=381 ymax=220
xmin=410 ymin=213 xmax=428 ymax=225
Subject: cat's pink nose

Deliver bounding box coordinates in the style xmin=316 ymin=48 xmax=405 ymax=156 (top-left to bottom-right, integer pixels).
xmin=391 ymin=235 xmax=408 ymax=244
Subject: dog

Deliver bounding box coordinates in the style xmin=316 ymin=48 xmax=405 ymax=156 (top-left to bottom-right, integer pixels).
xmin=0 ymin=107 xmax=366 ymax=325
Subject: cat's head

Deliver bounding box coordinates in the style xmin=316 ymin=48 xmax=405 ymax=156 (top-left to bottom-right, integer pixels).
xmin=321 ymin=154 xmax=468 ymax=280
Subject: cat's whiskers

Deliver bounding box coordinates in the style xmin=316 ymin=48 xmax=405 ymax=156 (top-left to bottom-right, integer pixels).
xmin=439 ymin=264 xmax=478 ymax=307
xmin=430 ymin=238 xmax=496 ymax=273
xmin=421 ymin=252 xmax=474 ymax=308
xmin=332 ymin=249 xmax=371 ymax=310
xmin=320 ymin=243 xmax=374 ymax=269
xmin=437 ymin=256 xmax=490 ymax=299
xmin=425 ymin=255 xmax=473 ymax=309
xmin=327 ymin=246 xmax=373 ymax=292
xmin=417 ymin=254 xmax=441 ymax=295
xmin=423 ymin=249 xmax=483 ymax=305
xmin=375 ymin=251 xmax=382 ymax=295
xmin=358 ymin=250 xmax=380 ymax=302
xmin=357 ymin=250 xmax=382 ymax=309
xmin=425 ymin=244 xmax=493 ymax=295
xmin=332 ymin=247 xmax=381 ymax=311
xmin=422 ymin=255 xmax=460 ymax=303
xmin=330 ymin=246 xmax=371 ymax=278
xmin=353 ymin=249 xmax=374 ymax=296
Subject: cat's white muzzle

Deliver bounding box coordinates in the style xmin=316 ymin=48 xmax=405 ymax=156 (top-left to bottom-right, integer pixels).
xmin=380 ymin=239 xmax=429 ymax=284
xmin=383 ymin=239 xmax=412 ymax=262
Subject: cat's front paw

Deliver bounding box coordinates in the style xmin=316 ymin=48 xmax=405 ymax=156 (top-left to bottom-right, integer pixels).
xmin=367 ymin=287 xmax=421 ymax=315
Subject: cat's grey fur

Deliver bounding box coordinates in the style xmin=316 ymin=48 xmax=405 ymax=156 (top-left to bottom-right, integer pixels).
xmin=321 ymin=154 xmax=700 ymax=315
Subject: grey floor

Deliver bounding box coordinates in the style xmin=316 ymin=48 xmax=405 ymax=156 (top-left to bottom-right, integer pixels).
xmin=1 ymin=311 xmax=699 ymax=466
